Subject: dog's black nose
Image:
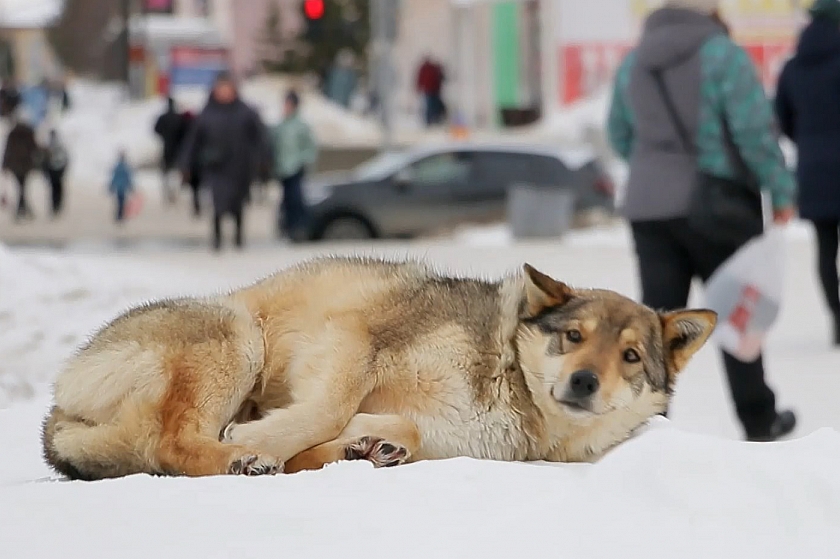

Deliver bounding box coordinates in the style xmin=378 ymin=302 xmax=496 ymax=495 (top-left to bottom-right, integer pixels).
xmin=569 ymin=370 xmax=599 ymax=398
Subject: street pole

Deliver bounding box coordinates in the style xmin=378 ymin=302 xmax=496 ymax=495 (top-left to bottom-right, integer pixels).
xmin=123 ymin=0 xmax=131 ymax=94
xmin=370 ymin=0 xmax=394 ymax=152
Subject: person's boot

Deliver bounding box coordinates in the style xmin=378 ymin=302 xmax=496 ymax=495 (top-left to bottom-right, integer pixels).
xmin=746 ymin=410 xmax=797 ymax=442
xmin=833 ymin=312 xmax=840 ymax=347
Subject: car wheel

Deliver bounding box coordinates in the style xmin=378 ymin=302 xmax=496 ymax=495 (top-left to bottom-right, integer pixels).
xmin=318 ymin=215 xmax=376 ymax=240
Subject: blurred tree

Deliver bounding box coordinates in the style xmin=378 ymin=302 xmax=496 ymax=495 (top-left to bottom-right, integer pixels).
xmin=47 ymin=0 xmax=127 ymax=80
xmin=258 ymin=0 xmax=370 ymax=84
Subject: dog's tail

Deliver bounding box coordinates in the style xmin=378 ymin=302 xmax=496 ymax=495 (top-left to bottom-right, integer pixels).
xmin=41 ymin=406 xmax=147 ymax=481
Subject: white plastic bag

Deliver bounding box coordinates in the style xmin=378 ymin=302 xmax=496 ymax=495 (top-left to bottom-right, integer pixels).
xmin=703 ymin=227 xmax=785 ymax=362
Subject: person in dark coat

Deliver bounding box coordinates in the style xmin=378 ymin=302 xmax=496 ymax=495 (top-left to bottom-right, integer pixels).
xmin=43 ymin=129 xmax=69 ymax=217
xmin=178 ymin=72 xmax=266 ymax=251
xmin=2 ymin=115 xmax=39 ymax=220
xmin=179 ymin=109 xmax=202 ymax=217
xmin=0 ymin=78 xmax=21 ymax=118
xmin=775 ymin=0 xmax=840 ymax=346
xmin=154 ymin=97 xmax=187 ymax=205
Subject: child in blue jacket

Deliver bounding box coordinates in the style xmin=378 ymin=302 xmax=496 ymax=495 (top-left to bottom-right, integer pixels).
xmin=109 ymin=151 xmax=134 ymax=222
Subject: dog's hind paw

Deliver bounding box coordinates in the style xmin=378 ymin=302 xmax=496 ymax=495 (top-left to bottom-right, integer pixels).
xmin=228 ymin=455 xmax=284 ymax=476
xmin=344 ymin=436 xmax=409 ymax=468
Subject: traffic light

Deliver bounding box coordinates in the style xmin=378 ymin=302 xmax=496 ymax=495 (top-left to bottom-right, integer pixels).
xmin=301 ymin=0 xmax=326 ymax=41
xmin=303 ymin=0 xmax=324 ymax=20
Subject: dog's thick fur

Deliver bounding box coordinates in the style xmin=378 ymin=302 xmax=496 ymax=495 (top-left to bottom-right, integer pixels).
xmin=42 ymin=257 xmax=716 ymax=480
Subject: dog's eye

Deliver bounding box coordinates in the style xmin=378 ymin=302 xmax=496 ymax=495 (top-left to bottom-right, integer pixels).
xmin=565 ymin=330 xmax=582 ymax=343
xmin=623 ymin=349 xmax=641 ymax=363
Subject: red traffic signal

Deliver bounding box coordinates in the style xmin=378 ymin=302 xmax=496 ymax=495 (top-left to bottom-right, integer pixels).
xmin=303 ymin=0 xmax=324 ymax=19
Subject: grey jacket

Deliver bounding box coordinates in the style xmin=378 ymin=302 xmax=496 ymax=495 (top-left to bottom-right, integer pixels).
xmin=608 ymin=8 xmax=795 ymax=219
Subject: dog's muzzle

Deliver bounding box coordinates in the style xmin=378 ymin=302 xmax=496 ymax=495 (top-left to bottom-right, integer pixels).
xmin=553 ymin=369 xmax=599 ymax=412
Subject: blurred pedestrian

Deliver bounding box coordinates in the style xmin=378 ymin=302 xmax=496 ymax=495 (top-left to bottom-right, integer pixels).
xmin=0 ymin=78 xmax=20 ymax=118
xmin=21 ymin=79 xmax=50 ymax=130
xmin=178 ymin=71 xmax=266 ymax=251
xmin=179 ymin=109 xmax=202 ymax=217
xmin=607 ymin=0 xmax=797 ymax=441
xmin=109 ymin=151 xmax=134 ymax=224
xmin=271 ymin=89 xmax=318 ymax=241
xmin=324 ymin=49 xmax=358 ymax=109
xmin=775 ymin=0 xmax=840 ymax=346
xmin=2 ymin=113 xmax=39 ymax=221
xmin=416 ymin=56 xmax=446 ymax=126
xmin=43 ymin=128 xmax=69 ymax=218
xmin=154 ymin=96 xmax=187 ymax=205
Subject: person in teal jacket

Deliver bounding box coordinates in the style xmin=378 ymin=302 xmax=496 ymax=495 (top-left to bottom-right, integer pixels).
xmin=271 ymin=90 xmax=318 ymax=241
xmin=109 ymin=150 xmax=134 ymax=223
xmin=606 ymin=0 xmax=797 ymax=442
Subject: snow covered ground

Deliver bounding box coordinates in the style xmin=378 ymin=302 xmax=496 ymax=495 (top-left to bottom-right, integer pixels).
xmin=1 ymin=223 xmax=839 ymax=558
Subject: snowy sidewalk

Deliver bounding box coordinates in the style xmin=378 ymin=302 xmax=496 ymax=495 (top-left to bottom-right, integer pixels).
xmin=0 ymin=170 xmax=283 ymax=248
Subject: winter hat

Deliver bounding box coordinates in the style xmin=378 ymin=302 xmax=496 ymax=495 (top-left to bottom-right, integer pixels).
xmin=810 ymin=0 xmax=840 ymax=24
xmin=663 ymin=0 xmax=720 ymax=14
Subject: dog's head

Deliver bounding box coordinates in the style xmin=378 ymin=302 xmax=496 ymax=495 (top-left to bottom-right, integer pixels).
xmin=517 ymin=264 xmax=717 ymax=424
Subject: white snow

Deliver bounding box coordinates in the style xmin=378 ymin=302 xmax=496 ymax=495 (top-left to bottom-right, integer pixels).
xmin=1 ymin=225 xmax=840 ymax=558
xmin=0 ymin=0 xmax=61 ymax=28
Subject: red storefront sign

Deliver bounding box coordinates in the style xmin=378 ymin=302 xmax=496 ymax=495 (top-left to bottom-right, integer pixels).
xmin=560 ymin=40 xmax=795 ymax=105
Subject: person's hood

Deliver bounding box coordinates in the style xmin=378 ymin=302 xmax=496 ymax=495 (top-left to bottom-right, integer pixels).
xmin=635 ymin=7 xmax=725 ymax=70
xmin=795 ymin=18 xmax=840 ymax=64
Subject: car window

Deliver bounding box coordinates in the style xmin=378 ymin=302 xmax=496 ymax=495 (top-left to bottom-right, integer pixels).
xmin=473 ymin=152 xmax=537 ymax=187
xmin=408 ymin=152 xmax=473 ymax=185
xmin=532 ymin=155 xmax=570 ymax=184
xmin=475 ymin=152 xmax=569 ymax=187
xmin=354 ymin=151 xmax=410 ymax=180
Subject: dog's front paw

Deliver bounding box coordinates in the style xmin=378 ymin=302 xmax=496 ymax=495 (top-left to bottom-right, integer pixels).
xmin=344 ymin=436 xmax=409 ymax=468
xmin=228 ymin=454 xmax=284 ymax=476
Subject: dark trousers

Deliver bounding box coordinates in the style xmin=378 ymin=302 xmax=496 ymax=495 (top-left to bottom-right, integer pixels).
xmin=424 ymin=93 xmax=444 ymax=126
xmin=280 ymin=170 xmax=307 ymax=239
xmin=13 ymin=171 xmax=29 ymax=218
xmin=48 ymin=169 xmax=65 ymax=215
xmin=631 ymin=219 xmax=777 ymax=437
xmin=189 ymin=182 xmax=201 ymax=217
xmin=213 ymin=207 xmax=244 ymax=250
xmin=812 ymin=219 xmax=840 ymax=315
xmin=115 ymin=192 xmax=127 ymax=222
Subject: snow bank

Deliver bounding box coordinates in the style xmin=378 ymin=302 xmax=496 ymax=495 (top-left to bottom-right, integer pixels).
xmin=0 ymin=247 xmax=210 ymax=407
xmin=0 ymin=406 xmax=837 ymax=559
xmin=532 ymin=87 xmax=612 ymax=145
xmin=0 ymin=0 xmax=61 ymax=28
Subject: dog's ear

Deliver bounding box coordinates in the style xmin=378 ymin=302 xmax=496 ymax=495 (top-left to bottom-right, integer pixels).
xmin=659 ymin=309 xmax=717 ymax=373
xmin=523 ymin=264 xmax=573 ymax=316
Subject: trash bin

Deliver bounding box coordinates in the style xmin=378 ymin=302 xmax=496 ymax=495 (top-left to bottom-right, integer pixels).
xmin=507 ymin=183 xmax=576 ymax=239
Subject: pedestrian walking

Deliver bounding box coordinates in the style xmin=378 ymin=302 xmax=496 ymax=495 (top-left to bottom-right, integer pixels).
xmin=774 ymin=0 xmax=840 ymax=346
xmin=415 ymin=56 xmax=446 ymax=127
xmin=154 ymin=97 xmax=187 ymax=205
xmin=178 ymin=72 xmax=267 ymax=251
xmin=606 ymin=0 xmax=797 ymax=441
xmin=109 ymin=150 xmax=134 ymax=223
xmin=271 ymin=90 xmax=318 ymax=241
xmin=2 ymin=114 xmax=39 ymax=221
xmin=43 ymin=129 xmax=69 ymax=217
xmin=179 ymin=109 xmax=203 ymax=217
xmin=0 ymin=78 xmax=21 ymax=118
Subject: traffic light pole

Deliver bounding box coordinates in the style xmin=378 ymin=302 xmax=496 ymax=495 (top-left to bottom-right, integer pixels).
xmin=371 ymin=0 xmax=395 ymax=152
